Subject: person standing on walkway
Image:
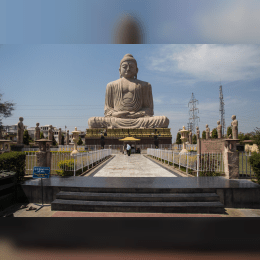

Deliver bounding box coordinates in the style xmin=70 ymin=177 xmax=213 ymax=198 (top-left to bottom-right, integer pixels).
xmin=126 ymin=144 xmax=131 ymax=156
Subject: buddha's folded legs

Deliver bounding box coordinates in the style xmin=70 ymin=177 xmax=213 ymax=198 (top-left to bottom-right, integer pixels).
xmin=88 ymin=116 xmax=169 ymax=129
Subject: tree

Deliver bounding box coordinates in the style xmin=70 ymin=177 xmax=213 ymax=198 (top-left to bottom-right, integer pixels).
xmin=77 ymin=136 xmax=83 ymax=145
xmin=23 ymin=130 xmax=30 ymax=145
xmin=52 ymin=135 xmax=57 ymax=146
xmin=0 ymin=93 xmax=15 ymax=137
xmin=40 ymin=132 xmax=44 ymax=139
xmin=61 ymin=134 xmax=65 ymax=145
xmin=192 ymin=134 xmax=197 ymax=144
xmin=211 ymin=128 xmax=218 ymax=139
xmin=238 ymin=132 xmax=251 ymax=144
xmin=176 ymin=132 xmax=182 ymax=144
xmin=202 ymin=131 xmax=206 ymax=139
xmin=227 ymin=126 xmax=232 ymax=138
xmin=252 ymin=127 xmax=260 ymax=150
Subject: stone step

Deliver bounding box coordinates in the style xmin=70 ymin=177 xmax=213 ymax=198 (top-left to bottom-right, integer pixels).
xmin=56 ymin=191 xmax=220 ymax=202
xmin=51 ymin=199 xmax=225 ymax=214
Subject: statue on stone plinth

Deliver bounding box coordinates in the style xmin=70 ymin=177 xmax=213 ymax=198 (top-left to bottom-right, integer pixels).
xmin=231 ymin=115 xmax=238 ymax=139
xmin=217 ymin=120 xmax=222 ymax=139
xmin=206 ymin=124 xmax=210 ymax=139
xmin=66 ymin=130 xmax=69 ymax=145
xmin=88 ymin=54 xmax=169 ymax=129
xmin=17 ymin=117 xmax=24 ymax=144
xmin=189 ymin=131 xmax=192 ymax=144
xmin=48 ymin=125 xmax=53 ymax=141
xmin=196 ymin=126 xmax=200 ymax=140
xmin=58 ymin=128 xmax=62 ymax=145
xmin=34 ymin=122 xmax=40 ymax=141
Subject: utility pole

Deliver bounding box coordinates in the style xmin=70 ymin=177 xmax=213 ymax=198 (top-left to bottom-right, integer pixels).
xmin=219 ymin=85 xmax=226 ymax=137
xmin=188 ymin=93 xmax=200 ymax=135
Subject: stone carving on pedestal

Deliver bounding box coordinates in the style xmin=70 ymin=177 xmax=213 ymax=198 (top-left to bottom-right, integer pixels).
xmin=88 ymin=54 xmax=169 ymax=129
xmin=206 ymin=124 xmax=210 ymax=140
xmin=58 ymin=128 xmax=62 ymax=145
xmin=17 ymin=117 xmax=24 ymax=144
xmin=231 ymin=115 xmax=238 ymax=140
xmin=217 ymin=120 xmax=222 ymax=139
xmin=48 ymin=125 xmax=53 ymax=141
xmin=189 ymin=131 xmax=192 ymax=144
xmin=34 ymin=123 xmax=40 ymax=142
xmin=66 ymin=130 xmax=69 ymax=145
xmin=196 ymin=126 xmax=200 ymax=140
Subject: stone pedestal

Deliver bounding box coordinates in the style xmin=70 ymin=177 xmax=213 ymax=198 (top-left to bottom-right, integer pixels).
xmin=223 ymin=139 xmax=240 ymax=179
xmin=35 ymin=139 xmax=52 ymax=168
xmin=85 ymin=128 xmax=172 ymax=146
xmin=0 ymin=140 xmax=11 ymax=153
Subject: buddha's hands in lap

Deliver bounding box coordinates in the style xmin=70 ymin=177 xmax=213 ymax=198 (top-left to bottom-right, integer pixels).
xmin=125 ymin=111 xmax=146 ymax=118
xmin=112 ymin=111 xmax=130 ymax=118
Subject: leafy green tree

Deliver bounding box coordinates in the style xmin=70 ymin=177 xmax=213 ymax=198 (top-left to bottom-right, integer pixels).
xmin=211 ymin=128 xmax=218 ymax=139
xmin=176 ymin=132 xmax=182 ymax=144
xmin=23 ymin=130 xmax=30 ymax=145
xmin=40 ymin=132 xmax=44 ymax=139
xmin=227 ymin=126 xmax=232 ymax=138
xmin=61 ymin=134 xmax=65 ymax=145
xmin=52 ymin=135 xmax=57 ymax=146
xmin=77 ymin=136 xmax=83 ymax=145
xmin=252 ymin=127 xmax=260 ymax=150
xmin=0 ymin=93 xmax=15 ymax=138
xmin=192 ymin=134 xmax=197 ymax=144
xmin=202 ymin=131 xmax=206 ymax=139
xmin=238 ymin=132 xmax=251 ymax=144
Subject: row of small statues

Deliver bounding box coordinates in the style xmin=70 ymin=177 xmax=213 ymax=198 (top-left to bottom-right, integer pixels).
xmin=16 ymin=117 xmax=70 ymax=145
xmin=189 ymin=115 xmax=238 ymax=143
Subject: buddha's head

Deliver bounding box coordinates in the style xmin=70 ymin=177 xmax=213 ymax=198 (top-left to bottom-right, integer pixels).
xmin=119 ymin=54 xmax=138 ymax=79
xmin=217 ymin=120 xmax=220 ymax=125
xmin=231 ymin=115 xmax=236 ymax=120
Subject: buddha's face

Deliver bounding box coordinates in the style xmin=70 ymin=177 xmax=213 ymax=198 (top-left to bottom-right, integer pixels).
xmin=120 ymin=61 xmax=138 ymax=78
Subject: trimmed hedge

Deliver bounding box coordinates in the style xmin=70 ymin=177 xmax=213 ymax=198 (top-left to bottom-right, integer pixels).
xmin=0 ymin=152 xmax=26 ymax=183
xmin=249 ymin=152 xmax=260 ymax=184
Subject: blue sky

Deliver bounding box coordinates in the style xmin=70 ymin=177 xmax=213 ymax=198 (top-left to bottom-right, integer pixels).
xmin=1 ymin=44 xmax=260 ymax=141
xmin=0 ymin=0 xmax=260 ymax=141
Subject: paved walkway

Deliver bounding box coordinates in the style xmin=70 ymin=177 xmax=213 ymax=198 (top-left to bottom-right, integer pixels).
xmin=91 ymin=154 xmax=182 ymax=177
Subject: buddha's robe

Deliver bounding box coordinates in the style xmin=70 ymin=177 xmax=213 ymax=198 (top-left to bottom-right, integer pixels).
xmin=88 ymin=78 xmax=169 ymax=129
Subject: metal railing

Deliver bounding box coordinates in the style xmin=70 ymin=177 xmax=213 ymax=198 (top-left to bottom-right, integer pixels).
xmin=25 ymin=149 xmax=112 ymax=176
xmin=147 ymin=148 xmax=223 ymax=177
xmin=239 ymin=151 xmax=255 ymax=178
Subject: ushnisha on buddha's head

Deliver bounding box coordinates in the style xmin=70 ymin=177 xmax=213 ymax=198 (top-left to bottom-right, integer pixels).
xmin=119 ymin=54 xmax=139 ymax=79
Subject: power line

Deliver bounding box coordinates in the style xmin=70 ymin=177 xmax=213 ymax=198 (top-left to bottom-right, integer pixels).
xmin=188 ymin=93 xmax=200 ymax=135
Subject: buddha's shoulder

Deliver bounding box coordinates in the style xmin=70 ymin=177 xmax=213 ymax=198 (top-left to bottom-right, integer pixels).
xmin=136 ymin=79 xmax=151 ymax=86
xmin=106 ymin=79 xmax=121 ymax=87
xmin=106 ymin=78 xmax=151 ymax=87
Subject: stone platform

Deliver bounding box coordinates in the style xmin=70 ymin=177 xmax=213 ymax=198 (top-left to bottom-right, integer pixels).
xmin=85 ymin=128 xmax=172 ymax=145
xmin=20 ymin=173 xmax=260 ymax=210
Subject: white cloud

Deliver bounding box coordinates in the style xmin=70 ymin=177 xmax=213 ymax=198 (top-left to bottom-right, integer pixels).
xmin=148 ymin=44 xmax=260 ymax=82
xmin=194 ymin=0 xmax=260 ymax=43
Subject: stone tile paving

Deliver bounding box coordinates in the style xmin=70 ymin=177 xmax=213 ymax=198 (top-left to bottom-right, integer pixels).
xmin=2 ymin=203 xmax=260 ymax=217
xmin=92 ymin=154 xmax=180 ymax=177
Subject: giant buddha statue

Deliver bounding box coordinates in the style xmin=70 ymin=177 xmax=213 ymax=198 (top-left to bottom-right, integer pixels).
xmin=88 ymin=54 xmax=169 ymax=129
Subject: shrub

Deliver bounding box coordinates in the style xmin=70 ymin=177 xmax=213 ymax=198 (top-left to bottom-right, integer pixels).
xmin=212 ymin=128 xmax=218 ymax=139
xmin=202 ymin=131 xmax=206 ymax=139
xmin=249 ymin=152 xmax=260 ymax=184
xmin=0 ymin=152 xmax=26 ymax=183
xmin=56 ymin=159 xmax=90 ymax=177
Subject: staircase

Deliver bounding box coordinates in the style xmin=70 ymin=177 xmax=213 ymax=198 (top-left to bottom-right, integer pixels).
xmin=51 ymin=189 xmax=225 ymax=214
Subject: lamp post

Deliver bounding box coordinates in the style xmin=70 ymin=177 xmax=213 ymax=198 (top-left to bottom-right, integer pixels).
xmin=179 ymin=126 xmax=188 ymax=154
xmin=71 ymin=127 xmax=80 ymax=155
